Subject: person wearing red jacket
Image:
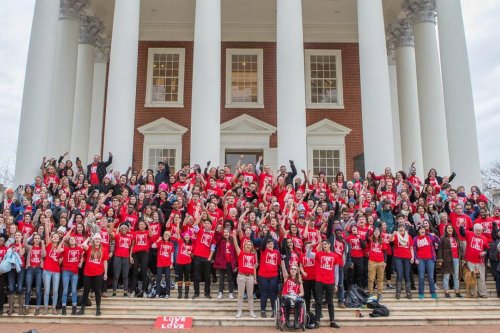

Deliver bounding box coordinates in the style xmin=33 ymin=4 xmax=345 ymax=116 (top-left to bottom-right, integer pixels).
xmin=214 ymin=228 xmax=237 ymax=299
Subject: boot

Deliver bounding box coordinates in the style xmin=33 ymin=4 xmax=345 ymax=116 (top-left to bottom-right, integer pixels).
xmin=62 ymin=306 xmax=67 ymax=316
xmin=177 ymin=285 xmax=183 ymax=299
xmin=184 ymin=286 xmax=189 ymax=299
xmin=71 ymin=306 xmax=77 ymax=316
xmin=17 ymin=294 xmax=24 ymax=315
xmin=95 ymin=305 xmax=101 ymax=316
xmin=396 ymin=282 xmax=402 ymax=300
xmin=23 ymin=306 xmax=29 ymax=316
xmin=405 ymin=282 xmax=413 ymax=299
xmin=7 ymin=295 xmax=15 ymax=316
xmin=76 ymin=305 xmax=85 ymax=316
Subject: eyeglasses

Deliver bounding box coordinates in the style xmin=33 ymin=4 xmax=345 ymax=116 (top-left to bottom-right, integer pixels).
xmin=290 ymin=268 xmax=298 ymax=271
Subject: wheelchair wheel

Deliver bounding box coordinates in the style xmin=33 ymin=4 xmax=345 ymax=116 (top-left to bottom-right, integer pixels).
xmin=275 ymin=298 xmax=280 ymax=329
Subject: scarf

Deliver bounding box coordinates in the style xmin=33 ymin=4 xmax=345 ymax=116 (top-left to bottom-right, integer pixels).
xmin=397 ymin=230 xmax=409 ymax=247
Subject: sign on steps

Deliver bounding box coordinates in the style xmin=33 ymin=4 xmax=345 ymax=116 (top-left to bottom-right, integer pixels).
xmin=154 ymin=316 xmax=193 ymax=329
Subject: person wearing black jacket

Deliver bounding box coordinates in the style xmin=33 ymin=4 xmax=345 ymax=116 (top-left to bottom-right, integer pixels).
xmin=155 ymin=161 xmax=170 ymax=186
xmin=87 ymin=153 xmax=113 ymax=184
xmin=279 ymin=160 xmax=297 ymax=186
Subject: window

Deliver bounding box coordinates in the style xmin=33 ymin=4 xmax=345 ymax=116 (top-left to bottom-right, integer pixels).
xmin=148 ymin=148 xmax=176 ymax=175
xmin=224 ymin=150 xmax=263 ymax=172
xmin=225 ymin=49 xmax=264 ymax=108
xmin=312 ymin=149 xmax=341 ymax=183
xmin=305 ymin=50 xmax=344 ymax=109
xmin=145 ymin=48 xmax=185 ymax=107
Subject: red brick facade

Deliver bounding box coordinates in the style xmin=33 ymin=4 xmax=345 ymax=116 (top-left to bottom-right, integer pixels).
xmin=132 ymin=41 xmax=363 ymax=175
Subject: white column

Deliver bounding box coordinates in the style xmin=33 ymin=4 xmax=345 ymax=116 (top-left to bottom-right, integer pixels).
xmin=47 ymin=0 xmax=89 ymax=158
xmin=88 ymin=39 xmax=110 ymax=163
xmin=276 ymin=0 xmax=307 ymax=170
xmin=389 ymin=18 xmax=424 ymax=179
xmin=387 ymin=38 xmax=403 ymax=171
xmin=103 ymin=0 xmax=140 ymax=173
xmin=14 ymin=0 xmax=59 ymax=185
xmin=190 ymin=0 xmax=221 ymax=165
xmin=437 ymin=0 xmax=481 ymax=189
xmin=404 ymin=0 xmax=450 ymax=174
xmin=357 ymin=0 xmax=396 ymax=172
xmin=70 ymin=15 xmax=102 ymax=162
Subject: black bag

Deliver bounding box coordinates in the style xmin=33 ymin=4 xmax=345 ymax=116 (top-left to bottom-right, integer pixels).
xmin=305 ymin=311 xmax=316 ymax=329
xmin=345 ymin=285 xmax=369 ymax=308
xmin=369 ymin=303 xmax=390 ymax=317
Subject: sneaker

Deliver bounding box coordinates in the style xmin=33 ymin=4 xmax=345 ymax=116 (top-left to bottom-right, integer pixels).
xmin=455 ymin=293 xmax=464 ymax=298
xmin=386 ymin=284 xmax=395 ymax=290
xmin=249 ymin=311 xmax=257 ymax=318
xmin=129 ymin=291 xmax=135 ymax=298
xmin=444 ymin=293 xmax=452 ymax=299
xmin=418 ymin=294 xmax=424 ymax=300
xmin=217 ymin=292 xmax=223 ymax=299
xmin=434 ymin=284 xmax=440 ymax=291
xmin=261 ymin=311 xmax=267 ymax=318
xmin=228 ymin=293 xmax=234 ymax=300
xmin=431 ymin=293 xmax=438 ymax=299
xmin=236 ymin=311 xmax=242 ymax=318
xmin=165 ymin=295 xmax=170 ymax=299
xmin=330 ymin=321 xmax=340 ymax=329
xmin=192 ymin=294 xmax=200 ymax=299
xmin=204 ymin=294 xmax=212 ymax=299
xmin=111 ymin=292 xmax=116 ymax=297
xmin=159 ymin=294 xmax=165 ymax=299
xmin=338 ymin=302 xmax=346 ymax=309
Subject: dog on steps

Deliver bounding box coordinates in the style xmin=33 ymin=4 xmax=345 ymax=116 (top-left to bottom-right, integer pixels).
xmin=462 ymin=263 xmax=480 ymax=298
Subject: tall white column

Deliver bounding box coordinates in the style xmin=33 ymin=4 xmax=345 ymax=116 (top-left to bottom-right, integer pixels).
xmin=88 ymin=39 xmax=110 ymax=163
xmin=387 ymin=38 xmax=403 ymax=171
xmin=103 ymin=0 xmax=140 ymax=173
xmin=70 ymin=15 xmax=102 ymax=162
xmin=276 ymin=0 xmax=307 ymax=170
xmin=190 ymin=0 xmax=221 ymax=165
xmin=389 ymin=18 xmax=424 ymax=179
xmin=15 ymin=0 xmax=59 ymax=185
xmin=47 ymin=0 xmax=89 ymax=158
xmin=357 ymin=0 xmax=396 ymax=172
xmin=403 ymin=0 xmax=450 ymax=175
xmin=437 ymin=0 xmax=481 ymax=189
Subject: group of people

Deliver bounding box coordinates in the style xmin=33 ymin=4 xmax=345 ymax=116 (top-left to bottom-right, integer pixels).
xmin=1 ymin=152 xmax=499 ymax=330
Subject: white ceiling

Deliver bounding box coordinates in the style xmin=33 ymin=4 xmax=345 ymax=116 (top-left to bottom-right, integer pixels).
xmin=91 ymin=0 xmax=404 ymax=42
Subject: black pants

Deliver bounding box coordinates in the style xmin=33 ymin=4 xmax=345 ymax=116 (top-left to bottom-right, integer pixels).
xmin=156 ymin=267 xmax=171 ymax=296
xmin=193 ymin=256 xmax=211 ymax=296
xmin=0 ymin=274 xmax=6 ymax=311
xmin=175 ymin=263 xmax=191 ymax=283
xmin=132 ymin=251 xmax=149 ymax=293
xmin=385 ymin=254 xmax=394 ymax=282
xmin=82 ymin=275 xmax=103 ymax=310
xmin=302 ymin=279 xmax=316 ymax=313
xmin=315 ymin=282 xmax=334 ymax=323
xmin=283 ymin=296 xmax=304 ymax=325
xmin=362 ymin=256 xmax=369 ymax=288
xmin=218 ymin=263 xmax=234 ymax=293
xmin=351 ymin=256 xmax=365 ymax=288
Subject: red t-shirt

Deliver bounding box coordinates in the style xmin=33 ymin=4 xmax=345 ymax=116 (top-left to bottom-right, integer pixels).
xmin=29 ymin=246 xmax=43 ymax=268
xmin=347 ymin=235 xmax=364 ymax=258
xmin=314 ymin=251 xmax=338 ymax=284
xmin=114 ymin=233 xmax=133 ymax=258
xmin=333 ymin=239 xmax=345 ymax=266
xmin=238 ymin=251 xmax=257 ymax=275
xmin=132 ymin=230 xmax=150 ymax=253
xmin=156 ymin=240 xmax=174 ymax=268
xmin=368 ymin=240 xmax=386 ymax=262
xmin=450 ymin=213 xmax=473 ymax=241
xmin=415 ymin=235 xmax=433 ymax=260
xmin=193 ymin=228 xmax=215 ymax=259
xmin=84 ymin=247 xmax=109 ymax=276
xmin=90 ymin=163 xmax=99 ymax=185
xmin=148 ymin=222 xmax=162 ymax=245
xmin=258 ymin=249 xmax=280 ymax=278
xmin=176 ymin=239 xmax=193 ymax=265
xmin=449 ymin=237 xmax=459 ymax=259
xmin=282 ymin=278 xmax=301 ymax=295
xmin=0 ymin=245 xmax=7 ymax=262
xmin=62 ymin=246 xmax=83 ymax=274
xmin=44 ymin=243 xmax=61 ymax=273
xmin=393 ymin=235 xmax=413 ymax=259
xmin=18 ymin=222 xmax=34 ymax=238
xmin=100 ymin=228 xmax=111 ymax=252
xmin=464 ymin=231 xmax=489 ymax=264
xmin=300 ymin=252 xmax=316 ymax=281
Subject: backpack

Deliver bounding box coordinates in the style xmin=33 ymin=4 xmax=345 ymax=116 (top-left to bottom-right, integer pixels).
xmin=305 ymin=311 xmax=316 ymax=329
xmin=369 ymin=303 xmax=390 ymax=317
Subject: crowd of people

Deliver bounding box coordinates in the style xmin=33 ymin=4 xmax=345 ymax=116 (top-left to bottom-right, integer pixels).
xmin=0 ymin=152 xmax=499 ymax=330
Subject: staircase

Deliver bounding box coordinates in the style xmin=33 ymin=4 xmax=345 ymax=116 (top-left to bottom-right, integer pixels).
xmin=1 ymin=279 xmax=499 ymax=327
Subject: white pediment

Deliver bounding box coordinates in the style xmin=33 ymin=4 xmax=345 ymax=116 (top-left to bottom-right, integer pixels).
xmin=221 ymin=114 xmax=276 ymax=134
xmin=306 ymin=119 xmax=352 ymax=136
xmin=138 ymin=117 xmax=188 ymax=135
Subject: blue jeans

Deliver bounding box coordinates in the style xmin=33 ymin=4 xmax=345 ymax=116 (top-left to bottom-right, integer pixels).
xmin=393 ymin=257 xmax=411 ymax=284
xmin=442 ymin=258 xmax=460 ymax=292
xmin=43 ymin=270 xmax=60 ymax=307
xmin=62 ymin=270 xmax=79 ymax=306
xmin=257 ymin=275 xmax=278 ymax=311
xmin=25 ymin=267 xmax=43 ymax=306
xmin=157 ymin=266 xmax=171 ymax=296
xmin=7 ymin=267 xmax=25 ymax=295
xmin=417 ymin=259 xmax=436 ymax=295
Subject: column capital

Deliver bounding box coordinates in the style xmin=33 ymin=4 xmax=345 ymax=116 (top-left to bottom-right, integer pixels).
xmin=60 ymin=0 xmax=89 ymax=20
xmin=386 ymin=36 xmax=397 ymax=65
xmin=402 ymin=0 xmax=437 ymax=25
xmin=95 ymin=37 xmax=111 ymax=63
xmin=79 ymin=15 xmax=103 ymax=46
xmin=388 ymin=18 xmax=415 ymax=48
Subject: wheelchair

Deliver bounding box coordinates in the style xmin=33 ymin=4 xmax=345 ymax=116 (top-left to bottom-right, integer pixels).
xmin=275 ymin=294 xmax=306 ymax=331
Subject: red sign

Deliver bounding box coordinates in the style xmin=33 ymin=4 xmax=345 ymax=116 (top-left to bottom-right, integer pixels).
xmin=154 ymin=316 xmax=193 ymax=329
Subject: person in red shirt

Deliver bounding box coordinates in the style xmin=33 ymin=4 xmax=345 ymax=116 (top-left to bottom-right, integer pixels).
xmin=233 ymin=233 xmax=258 ymax=318
xmin=437 ymin=225 xmax=463 ymax=299
xmin=460 ymin=223 xmax=490 ymax=297
xmin=213 ymin=228 xmax=237 ymax=300
xmin=58 ymin=235 xmax=84 ymax=315
xmin=346 ymin=225 xmax=366 ymax=289
xmin=77 ymin=234 xmax=109 ymax=316
xmin=42 ymin=227 xmax=61 ymax=315
xmin=175 ymin=230 xmax=194 ymax=299
xmin=413 ymin=225 xmax=440 ymax=299
xmin=112 ymin=224 xmax=133 ymax=297
xmin=299 ymin=242 xmax=316 ymax=313
xmin=280 ymin=264 xmax=305 ymax=329
xmin=391 ymin=222 xmax=414 ymax=300
xmin=308 ymin=239 xmax=340 ymax=329
xmin=130 ymin=221 xmax=150 ymax=298
xmin=367 ymin=228 xmax=387 ymax=300
xmin=23 ymin=233 xmax=44 ymax=315
xmin=192 ymin=219 xmax=216 ymax=299
xmin=152 ymin=231 xmax=174 ymax=298
xmin=257 ymin=239 xmax=281 ymax=318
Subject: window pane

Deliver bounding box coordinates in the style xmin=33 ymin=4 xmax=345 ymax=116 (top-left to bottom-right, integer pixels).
xmin=230 ymin=51 xmax=260 ymax=104
xmin=149 ymin=148 xmax=176 ymax=174
xmin=312 ymin=150 xmax=340 ymax=182
xmin=308 ymin=52 xmax=338 ymax=104
xmin=151 ymin=51 xmax=181 ymax=103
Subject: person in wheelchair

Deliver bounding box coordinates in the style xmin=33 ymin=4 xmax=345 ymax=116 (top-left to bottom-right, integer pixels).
xmin=280 ymin=264 xmax=305 ymax=329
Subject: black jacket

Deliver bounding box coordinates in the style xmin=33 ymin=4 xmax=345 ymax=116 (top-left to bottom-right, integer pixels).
xmin=87 ymin=156 xmax=112 ymax=183
xmin=155 ymin=164 xmax=170 ymax=186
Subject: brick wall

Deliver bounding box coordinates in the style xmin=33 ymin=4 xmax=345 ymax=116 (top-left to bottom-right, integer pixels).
xmin=132 ymin=41 xmax=363 ymax=175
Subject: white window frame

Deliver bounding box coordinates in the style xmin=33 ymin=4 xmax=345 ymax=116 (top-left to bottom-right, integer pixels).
xmin=145 ymin=48 xmax=185 ymax=108
xmin=305 ymin=49 xmax=344 ymax=109
xmin=143 ymin=146 xmax=179 ymax=175
xmin=225 ymin=48 xmax=264 ymax=109
xmin=308 ymin=146 xmax=345 ymax=183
